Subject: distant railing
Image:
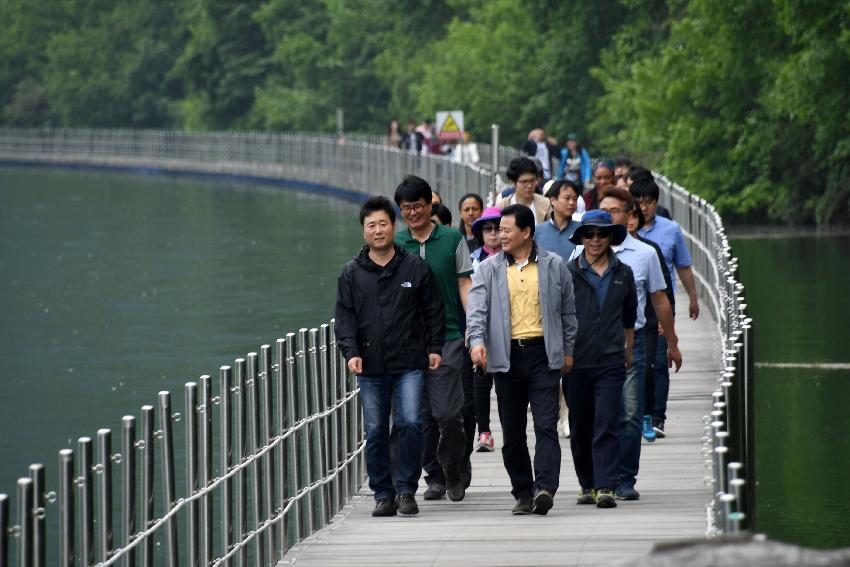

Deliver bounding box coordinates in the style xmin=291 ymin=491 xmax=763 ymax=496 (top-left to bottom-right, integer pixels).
xmin=0 ymin=129 xmax=750 ymax=567
xmin=655 ymin=173 xmax=754 ymax=536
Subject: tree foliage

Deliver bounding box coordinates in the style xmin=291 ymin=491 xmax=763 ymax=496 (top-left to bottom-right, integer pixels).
xmin=1 ymin=0 xmax=847 ymax=224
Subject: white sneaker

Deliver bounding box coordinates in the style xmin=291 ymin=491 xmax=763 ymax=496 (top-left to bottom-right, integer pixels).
xmin=558 ymin=417 xmax=570 ymax=438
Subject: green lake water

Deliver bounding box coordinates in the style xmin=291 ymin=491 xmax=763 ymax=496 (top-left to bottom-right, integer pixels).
xmin=0 ymin=167 xmax=362 ymax=501
xmin=732 ymin=235 xmax=850 ymax=548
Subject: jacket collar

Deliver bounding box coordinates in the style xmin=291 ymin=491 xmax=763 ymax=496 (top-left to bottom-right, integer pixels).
xmin=356 ymin=244 xmax=406 ymax=273
xmin=505 ymin=241 xmax=539 ymax=265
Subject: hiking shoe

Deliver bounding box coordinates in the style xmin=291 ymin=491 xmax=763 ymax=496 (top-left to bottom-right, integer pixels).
xmin=532 ymin=489 xmax=554 ymax=515
xmin=642 ymin=415 xmax=657 ymax=442
xmin=476 ymin=431 xmax=495 ymax=452
xmin=512 ymin=496 xmax=533 ymax=515
xmin=576 ymin=488 xmax=596 ymax=505
xmin=372 ymin=497 xmax=398 ymax=517
xmin=615 ymin=483 xmax=640 ymax=501
xmin=445 ymin=464 xmax=466 ymax=501
xmin=423 ymin=483 xmax=446 ymax=500
xmin=397 ymin=493 xmax=419 ymax=516
xmin=595 ymin=488 xmax=617 ymax=508
xmin=653 ymin=420 xmax=666 ymax=439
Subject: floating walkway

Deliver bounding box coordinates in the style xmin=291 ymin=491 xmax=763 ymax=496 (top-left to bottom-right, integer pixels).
xmin=279 ymin=288 xmax=718 ymax=566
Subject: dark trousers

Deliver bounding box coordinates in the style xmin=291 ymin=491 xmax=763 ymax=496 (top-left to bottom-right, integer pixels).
xmin=460 ymin=352 xmax=476 ymax=485
xmin=473 ymin=367 xmax=494 ymax=433
xmin=421 ymin=338 xmax=467 ymax=485
xmin=644 ymin=326 xmax=657 ymax=418
xmin=564 ymin=364 xmax=626 ymax=490
xmin=619 ymin=331 xmax=646 ymax=485
xmin=494 ymin=343 xmax=561 ymax=498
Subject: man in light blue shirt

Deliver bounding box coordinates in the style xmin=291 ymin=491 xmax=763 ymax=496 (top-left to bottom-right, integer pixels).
xmin=534 ymin=179 xmax=581 ymax=261
xmin=631 ymin=177 xmax=699 ymax=438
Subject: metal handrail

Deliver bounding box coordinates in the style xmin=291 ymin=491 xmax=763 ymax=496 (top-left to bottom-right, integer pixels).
xmin=654 ymin=173 xmax=754 ymax=536
xmin=0 ymin=128 xmax=750 ymax=567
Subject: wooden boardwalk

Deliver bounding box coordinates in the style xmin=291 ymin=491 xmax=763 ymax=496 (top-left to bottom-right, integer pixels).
xmin=279 ymin=290 xmax=719 ymax=566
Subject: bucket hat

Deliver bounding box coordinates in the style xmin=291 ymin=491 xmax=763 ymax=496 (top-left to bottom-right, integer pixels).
xmin=569 ymin=209 xmax=627 ymax=245
xmin=471 ymin=206 xmax=503 ymax=234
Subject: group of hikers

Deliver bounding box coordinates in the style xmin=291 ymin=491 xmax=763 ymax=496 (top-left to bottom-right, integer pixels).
xmin=334 ymin=145 xmax=700 ymax=517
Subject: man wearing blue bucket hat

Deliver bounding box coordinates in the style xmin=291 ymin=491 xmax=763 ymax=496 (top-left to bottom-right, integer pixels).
xmin=564 ymin=210 xmax=637 ymax=508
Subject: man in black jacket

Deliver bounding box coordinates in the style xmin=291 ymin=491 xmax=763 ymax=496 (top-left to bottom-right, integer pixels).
xmin=564 ymin=210 xmax=637 ymax=509
xmin=335 ymin=196 xmax=445 ymax=517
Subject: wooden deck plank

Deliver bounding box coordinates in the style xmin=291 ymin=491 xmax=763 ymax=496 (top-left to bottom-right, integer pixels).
xmin=279 ymin=289 xmax=719 ymax=566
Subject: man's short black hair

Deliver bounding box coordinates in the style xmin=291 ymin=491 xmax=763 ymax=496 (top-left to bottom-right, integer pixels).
xmin=394 ymin=174 xmax=432 ymax=205
xmin=545 ymin=179 xmax=584 ymax=199
xmin=629 ymin=178 xmax=661 ymax=202
xmin=614 ymin=156 xmax=633 ymax=169
xmin=505 ymin=157 xmax=539 ymax=182
xmin=359 ymin=195 xmax=396 ymax=225
xmin=626 ymin=165 xmax=653 ymax=183
xmin=500 ymin=204 xmax=536 ymax=237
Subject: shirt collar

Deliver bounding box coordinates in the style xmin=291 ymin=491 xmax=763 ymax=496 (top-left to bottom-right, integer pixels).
xmin=505 ymin=241 xmax=539 ymax=265
xmin=612 ymin=232 xmax=637 ymax=253
xmin=400 ymin=221 xmax=442 ymax=244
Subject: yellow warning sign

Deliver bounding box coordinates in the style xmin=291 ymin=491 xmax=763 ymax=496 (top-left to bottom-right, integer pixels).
xmin=436 ymin=111 xmax=464 ymax=141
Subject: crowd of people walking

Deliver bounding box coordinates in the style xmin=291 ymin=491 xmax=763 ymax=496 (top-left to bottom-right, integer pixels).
xmin=335 ymin=131 xmax=698 ymax=517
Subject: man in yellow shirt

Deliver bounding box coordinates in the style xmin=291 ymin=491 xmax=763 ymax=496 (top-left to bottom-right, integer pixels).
xmin=467 ymin=204 xmax=577 ymax=516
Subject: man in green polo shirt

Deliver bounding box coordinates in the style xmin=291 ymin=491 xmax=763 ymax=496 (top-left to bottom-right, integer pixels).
xmin=395 ymin=175 xmax=474 ymax=502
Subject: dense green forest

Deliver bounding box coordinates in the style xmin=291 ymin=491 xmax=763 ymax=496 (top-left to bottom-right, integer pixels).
xmin=1 ymin=0 xmax=848 ymax=225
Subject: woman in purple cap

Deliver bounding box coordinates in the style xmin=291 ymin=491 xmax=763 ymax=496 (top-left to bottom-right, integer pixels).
xmin=564 ymin=209 xmax=637 ymax=509
xmin=468 ymin=206 xmax=503 ymax=451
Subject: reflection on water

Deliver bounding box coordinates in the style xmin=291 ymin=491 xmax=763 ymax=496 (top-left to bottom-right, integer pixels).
xmin=0 ymin=167 xmax=363 ymax=497
xmin=733 ymin=236 xmax=850 ymax=548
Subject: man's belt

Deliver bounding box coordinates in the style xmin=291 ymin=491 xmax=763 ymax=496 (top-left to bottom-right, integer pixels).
xmin=510 ymin=336 xmax=545 ymax=347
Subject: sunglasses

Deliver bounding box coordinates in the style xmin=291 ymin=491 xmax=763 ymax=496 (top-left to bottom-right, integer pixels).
xmin=581 ymin=229 xmax=611 ymax=240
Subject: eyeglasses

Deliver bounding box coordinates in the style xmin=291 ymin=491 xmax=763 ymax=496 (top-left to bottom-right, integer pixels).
xmin=581 ymin=229 xmax=611 ymax=240
xmin=480 ymin=224 xmax=499 ymax=233
xmin=400 ymin=202 xmax=426 ymax=214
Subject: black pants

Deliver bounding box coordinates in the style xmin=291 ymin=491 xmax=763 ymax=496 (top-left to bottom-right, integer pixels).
xmin=564 ymin=363 xmax=626 ymax=490
xmin=460 ymin=352 xmax=476 ymax=485
xmin=494 ymin=343 xmax=561 ymax=498
xmin=421 ymin=338 xmax=467 ymax=485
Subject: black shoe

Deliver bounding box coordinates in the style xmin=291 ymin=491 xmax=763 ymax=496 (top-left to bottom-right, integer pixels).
xmin=423 ymin=483 xmax=446 ymax=500
xmin=653 ymin=419 xmax=666 ymax=439
xmin=372 ymin=497 xmax=398 ymax=517
xmin=595 ymin=488 xmax=617 ymax=508
xmin=445 ymin=464 xmax=466 ymax=501
xmin=512 ymin=496 xmax=533 ymax=515
xmin=576 ymin=488 xmax=596 ymax=505
xmin=397 ymin=493 xmax=419 ymax=516
xmin=532 ymin=489 xmax=554 ymax=515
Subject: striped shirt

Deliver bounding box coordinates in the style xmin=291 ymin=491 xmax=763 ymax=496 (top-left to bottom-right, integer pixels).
xmin=638 ymin=215 xmax=692 ymax=292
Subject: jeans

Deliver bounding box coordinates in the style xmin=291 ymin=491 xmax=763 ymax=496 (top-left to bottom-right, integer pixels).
xmin=651 ymin=334 xmax=669 ymax=424
xmin=358 ymin=370 xmax=424 ymax=500
xmin=494 ymin=343 xmax=561 ymax=498
xmin=619 ymin=331 xmax=646 ymax=486
xmin=564 ymin=364 xmax=626 ymax=490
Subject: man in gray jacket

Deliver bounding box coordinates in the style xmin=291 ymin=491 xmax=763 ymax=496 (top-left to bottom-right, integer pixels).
xmin=467 ymin=204 xmax=577 ymax=516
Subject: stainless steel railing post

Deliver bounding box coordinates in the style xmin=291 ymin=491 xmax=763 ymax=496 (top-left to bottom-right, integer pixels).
xmin=139 ymin=406 xmax=154 ymax=567
xmin=0 ymin=493 xmax=9 ymax=567
xmin=308 ymin=329 xmax=327 ymax=530
xmin=121 ymin=416 xmax=136 ymax=567
xmin=16 ymin=478 xmax=33 ymax=567
xmin=324 ymin=323 xmax=340 ymax=516
xmin=284 ymin=334 xmax=300 ymax=546
xmin=233 ymin=360 xmax=248 ymax=567
xmin=28 ymin=464 xmax=45 ymax=567
xmin=198 ymin=375 xmax=213 ymax=567
xmin=58 ymin=449 xmax=74 ymax=567
xmin=157 ymin=392 xmax=178 ymax=567
xmin=296 ymin=330 xmax=313 ymax=538
xmin=96 ymin=429 xmax=114 ymax=564
xmin=246 ymin=352 xmax=265 ymax=565
xmin=274 ymin=338 xmax=288 ymax=558
xmin=219 ymin=366 xmax=233 ymax=567
xmin=77 ymin=437 xmax=94 ymax=567
xmin=259 ymin=345 xmax=275 ymax=563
